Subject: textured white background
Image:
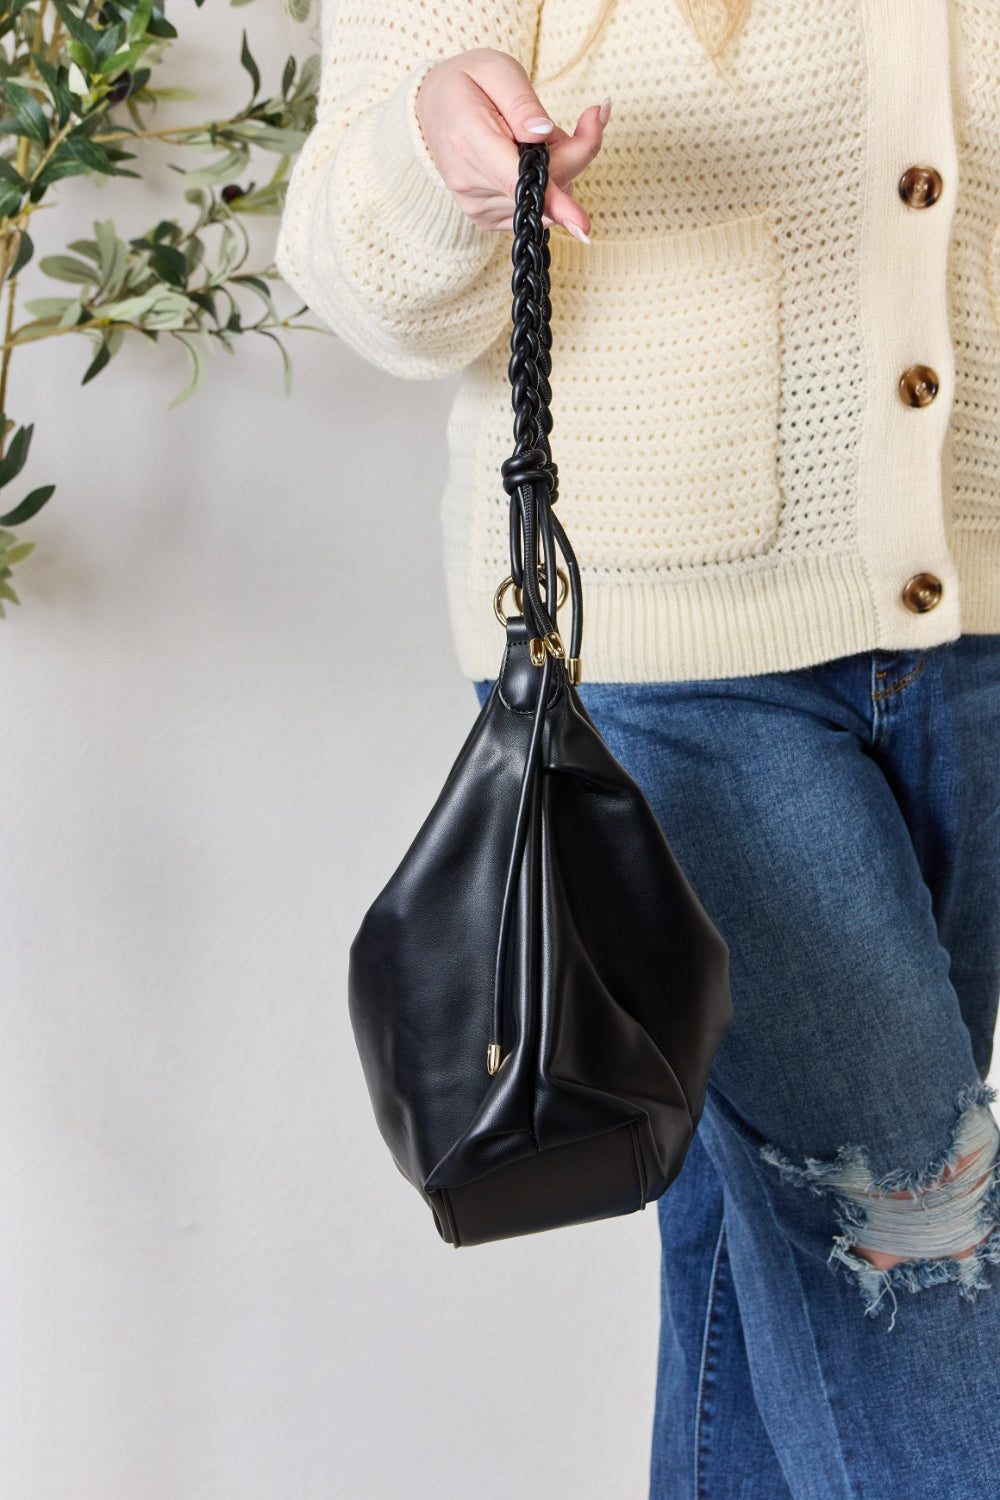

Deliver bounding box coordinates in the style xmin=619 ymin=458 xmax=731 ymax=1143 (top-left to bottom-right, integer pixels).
xmin=0 ymin=4 xmax=660 ymax=1497
xmin=1 ymin=4 xmax=997 ymax=1498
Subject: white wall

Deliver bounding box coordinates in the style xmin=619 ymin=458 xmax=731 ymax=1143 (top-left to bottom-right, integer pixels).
xmin=4 ymin=6 xmax=998 ymax=1498
xmin=0 ymin=5 xmax=659 ymax=1496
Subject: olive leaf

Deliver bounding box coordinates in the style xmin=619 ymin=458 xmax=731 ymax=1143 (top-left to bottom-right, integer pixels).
xmin=239 ymin=32 xmax=260 ymax=103
xmin=0 ymin=423 xmax=56 ymax=529
xmin=168 ymin=330 xmax=211 ymax=408
xmin=0 ymin=80 xmax=51 ymax=147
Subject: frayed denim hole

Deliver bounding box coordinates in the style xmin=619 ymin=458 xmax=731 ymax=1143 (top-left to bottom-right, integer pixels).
xmin=760 ymin=1089 xmax=1000 ymax=1330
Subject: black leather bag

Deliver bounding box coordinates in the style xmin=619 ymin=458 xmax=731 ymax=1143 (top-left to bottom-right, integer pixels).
xmin=348 ymin=142 xmax=733 ymax=1247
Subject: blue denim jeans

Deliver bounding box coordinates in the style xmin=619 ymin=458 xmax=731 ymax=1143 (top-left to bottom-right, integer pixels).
xmin=475 ymin=633 xmax=1000 ymax=1498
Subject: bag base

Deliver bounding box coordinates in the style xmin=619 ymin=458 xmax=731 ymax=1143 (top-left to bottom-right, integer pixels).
xmin=429 ymin=1117 xmax=679 ymax=1247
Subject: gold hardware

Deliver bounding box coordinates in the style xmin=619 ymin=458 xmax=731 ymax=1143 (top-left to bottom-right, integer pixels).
xmin=486 ymin=1043 xmax=503 ymax=1074
xmin=528 ymin=633 xmax=566 ymax=668
xmin=567 ymin=657 xmax=582 ymax=685
xmin=493 ymin=566 xmax=569 ymax=626
xmin=494 ymin=577 xmax=518 ymax=626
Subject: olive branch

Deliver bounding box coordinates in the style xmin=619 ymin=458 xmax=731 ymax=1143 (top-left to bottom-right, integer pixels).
xmin=0 ymin=0 xmax=323 ymax=615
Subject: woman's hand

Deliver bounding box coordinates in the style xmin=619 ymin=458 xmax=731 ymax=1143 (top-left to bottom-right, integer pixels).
xmin=414 ymin=48 xmax=610 ymax=240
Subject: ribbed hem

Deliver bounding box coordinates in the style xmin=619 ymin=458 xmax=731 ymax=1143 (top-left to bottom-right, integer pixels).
xmin=450 ymin=551 xmax=971 ymax=683
xmin=951 ymin=527 xmax=1000 ymax=635
xmin=373 ymin=63 xmax=493 ymax=258
xmin=546 ymin=206 xmax=780 ymax=279
xmin=275 ymin=60 xmax=505 ymax=380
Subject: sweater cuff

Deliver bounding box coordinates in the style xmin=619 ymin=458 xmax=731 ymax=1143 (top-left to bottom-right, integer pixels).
xmin=367 ymin=61 xmax=492 ymax=257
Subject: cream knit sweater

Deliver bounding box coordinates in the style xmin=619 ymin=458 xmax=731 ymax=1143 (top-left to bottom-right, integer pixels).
xmin=275 ymin=0 xmax=1000 ymax=682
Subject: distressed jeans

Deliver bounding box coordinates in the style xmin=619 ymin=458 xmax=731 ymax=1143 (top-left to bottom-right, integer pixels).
xmin=475 ymin=632 xmax=1000 ymax=1498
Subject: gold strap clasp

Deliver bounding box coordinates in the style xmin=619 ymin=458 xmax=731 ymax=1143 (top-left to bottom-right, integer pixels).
xmin=493 ymin=566 xmax=569 ymax=626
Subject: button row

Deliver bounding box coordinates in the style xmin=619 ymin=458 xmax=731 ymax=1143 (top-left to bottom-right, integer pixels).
xmin=895 ymin=165 xmax=945 ymax=614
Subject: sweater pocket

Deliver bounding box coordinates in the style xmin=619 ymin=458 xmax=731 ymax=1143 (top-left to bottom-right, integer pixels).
xmin=545 ymin=207 xmax=785 ymax=573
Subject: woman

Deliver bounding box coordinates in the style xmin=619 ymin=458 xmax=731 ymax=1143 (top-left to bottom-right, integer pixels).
xmin=276 ymin=2 xmax=1000 ymax=1494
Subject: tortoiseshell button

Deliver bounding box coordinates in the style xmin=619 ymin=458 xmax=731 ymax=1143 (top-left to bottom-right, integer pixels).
xmin=899 ymin=365 xmax=939 ymax=408
xmin=901 ymin=574 xmax=943 ymax=613
xmin=898 ymin=166 xmax=943 ymax=209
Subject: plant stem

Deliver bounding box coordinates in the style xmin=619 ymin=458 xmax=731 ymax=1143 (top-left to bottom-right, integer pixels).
xmin=0 ymin=129 xmax=35 ymax=458
xmin=92 ymin=114 xmax=255 ymax=145
xmin=32 ymin=0 xmax=50 ymax=62
xmin=0 ymin=258 xmax=20 ymax=438
xmin=0 ymin=0 xmax=53 ymax=457
xmin=0 ymin=314 xmax=321 ymax=353
xmin=43 ymin=15 xmax=63 ymax=66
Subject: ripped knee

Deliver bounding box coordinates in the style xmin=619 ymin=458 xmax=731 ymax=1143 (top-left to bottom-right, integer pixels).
xmin=848 ymin=1136 xmax=994 ymax=1272
xmin=761 ymin=1084 xmax=1000 ymax=1326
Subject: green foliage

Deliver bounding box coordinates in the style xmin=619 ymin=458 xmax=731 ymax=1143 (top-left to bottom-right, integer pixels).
xmin=0 ymin=523 xmax=36 ymax=615
xmin=0 ymin=0 xmax=322 ymax=613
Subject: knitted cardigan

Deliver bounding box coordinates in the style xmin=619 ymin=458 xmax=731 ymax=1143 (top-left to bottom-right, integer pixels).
xmin=274 ymin=0 xmax=1000 ymax=682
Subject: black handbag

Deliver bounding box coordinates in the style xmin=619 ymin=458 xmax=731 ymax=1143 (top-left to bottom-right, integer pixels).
xmin=348 ymin=142 xmax=733 ymax=1247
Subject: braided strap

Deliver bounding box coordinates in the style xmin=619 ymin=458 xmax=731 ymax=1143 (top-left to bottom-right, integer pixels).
xmin=500 ymin=144 xmax=558 ymax=511
xmin=498 ymin=142 xmax=582 ymax=670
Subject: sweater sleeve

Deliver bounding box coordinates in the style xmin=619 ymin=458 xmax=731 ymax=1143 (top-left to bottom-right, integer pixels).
xmin=274 ymin=1 xmax=543 ymax=381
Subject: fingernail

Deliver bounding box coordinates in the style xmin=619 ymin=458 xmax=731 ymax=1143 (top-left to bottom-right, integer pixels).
xmin=566 ymin=223 xmax=591 ymax=245
xmin=526 ymin=117 xmax=554 ymax=134
xmin=599 ymin=97 xmax=612 ymax=127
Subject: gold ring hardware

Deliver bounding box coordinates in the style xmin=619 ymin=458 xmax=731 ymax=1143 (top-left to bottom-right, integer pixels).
xmin=493 ymin=565 xmax=570 ymax=626
xmin=486 ymin=1043 xmax=503 ymax=1074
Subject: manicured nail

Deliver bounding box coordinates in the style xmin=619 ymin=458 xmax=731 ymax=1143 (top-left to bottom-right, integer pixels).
xmin=526 ymin=117 xmax=554 ymax=134
xmin=566 ymin=223 xmax=591 ymax=245
xmin=599 ymin=97 xmax=612 ymax=127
